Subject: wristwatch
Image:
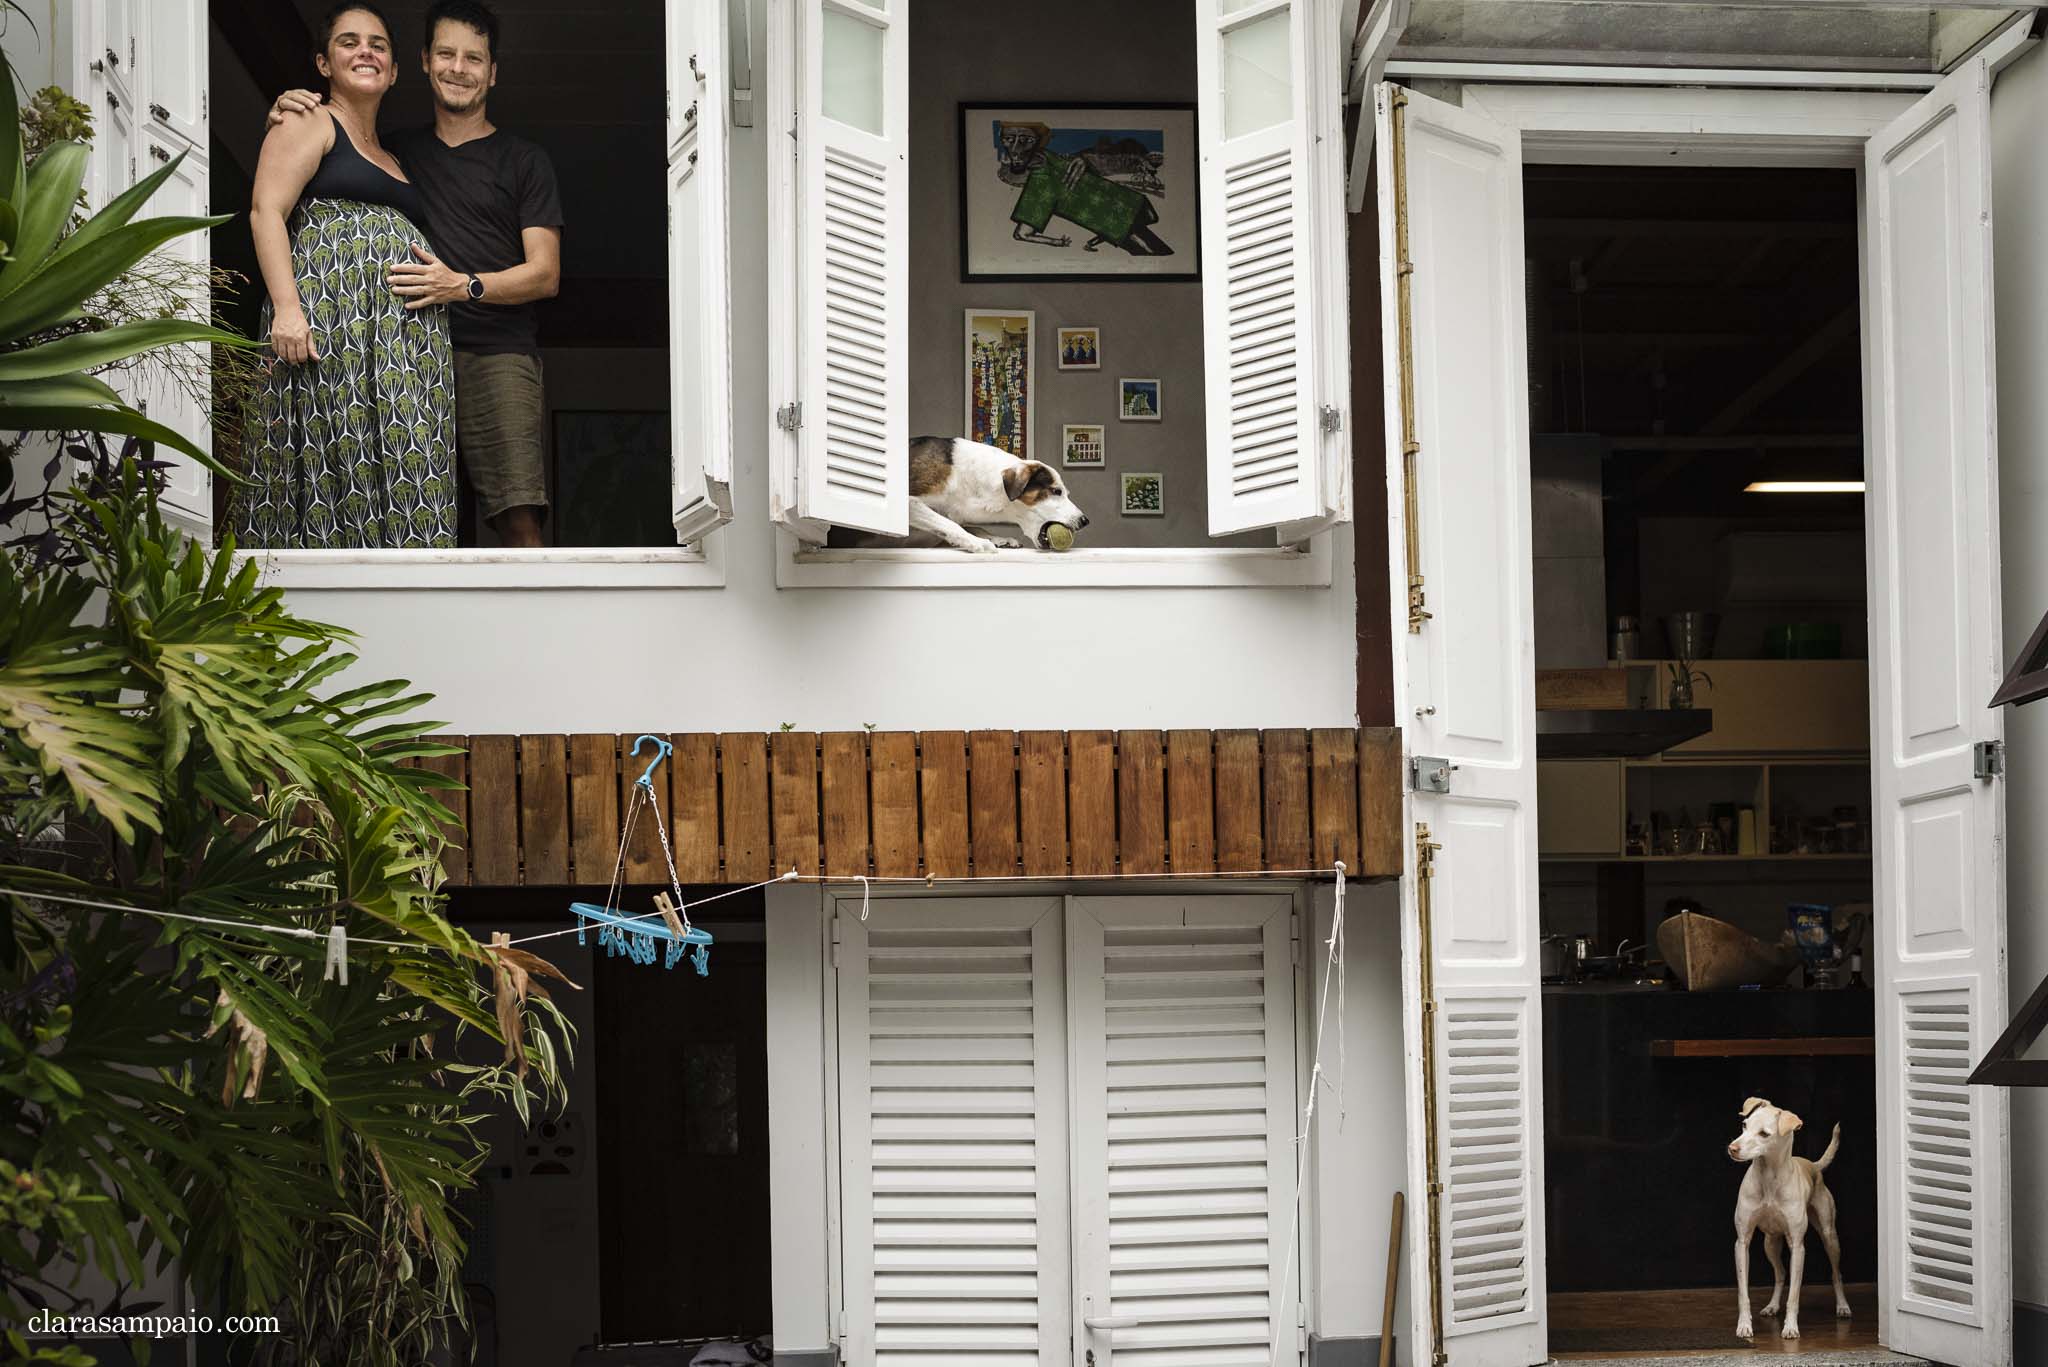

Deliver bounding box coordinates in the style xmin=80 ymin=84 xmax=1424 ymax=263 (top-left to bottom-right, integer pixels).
xmin=466 ymin=274 xmax=485 ymax=302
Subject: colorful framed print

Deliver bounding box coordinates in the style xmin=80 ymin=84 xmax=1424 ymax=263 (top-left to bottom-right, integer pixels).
xmin=1061 ymin=423 xmax=1106 ymax=468
xmin=964 ymin=309 xmax=1035 ymax=459
xmin=1120 ymin=471 xmax=1164 ymax=517
xmin=1119 ymin=378 xmax=1162 ymax=422
xmin=959 ymin=103 xmax=1201 ymax=282
xmin=1057 ymin=327 xmax=1101 ymax=371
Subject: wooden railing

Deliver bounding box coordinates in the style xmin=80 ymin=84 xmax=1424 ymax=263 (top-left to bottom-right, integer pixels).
xmin=414 ymin=729 xmax=1403 ymax=887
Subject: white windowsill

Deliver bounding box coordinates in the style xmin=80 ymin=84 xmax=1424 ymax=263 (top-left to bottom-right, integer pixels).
xmin=774 ymin=528 xmax=1334 ymax=589
xmin=237 ymin=538 xmax=726 ymax=590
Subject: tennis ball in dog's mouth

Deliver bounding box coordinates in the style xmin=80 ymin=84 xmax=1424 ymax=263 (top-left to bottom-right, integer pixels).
xmin=1043 ymin=523 xmax=1075 ymax=552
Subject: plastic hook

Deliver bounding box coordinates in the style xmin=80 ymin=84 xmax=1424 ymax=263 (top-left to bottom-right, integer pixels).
xmin=631 ymin=734 xmax=673 ymax=791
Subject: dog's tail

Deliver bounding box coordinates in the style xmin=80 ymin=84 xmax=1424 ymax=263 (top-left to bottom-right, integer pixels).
xmin=1815 ymin=1122 xmax=1841 ymax=1172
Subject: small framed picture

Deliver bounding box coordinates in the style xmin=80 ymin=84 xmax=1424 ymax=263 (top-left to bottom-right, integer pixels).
xmin=1056 ymin=327 xmax=1101 ymax=371
xmin=1119 ymin=377 xmax=1162 ymax=422
xmin=1061 ymin=423 xmax=1106 ymax=468
xmin=964 ymin=308 xmax=1036 ymax=459
xmin=1121 ymin=471 xmax=1164 ymax=517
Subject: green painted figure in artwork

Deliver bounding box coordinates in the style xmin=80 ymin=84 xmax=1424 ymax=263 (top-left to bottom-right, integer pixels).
xmin=997 ymin=121 xmax=1174 ymax=257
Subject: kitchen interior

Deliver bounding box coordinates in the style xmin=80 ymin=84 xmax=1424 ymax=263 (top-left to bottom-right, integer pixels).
xmin=1523 ymin=165 xmax=1884 ymax=1356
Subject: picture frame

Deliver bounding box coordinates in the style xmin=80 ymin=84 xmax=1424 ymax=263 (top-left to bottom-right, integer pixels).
xmin=1119 ymin=378 xmax=1162 ymax=422
xmin=1061 ymin=423 xmax=1106 ymax=468
xmin=959 ymin=102 xmax=1201 ymax=282
xmin=963 ymin=308 xmax=1036 ymax=460
xmin=1056 ymin=326 xmax=1101 ymax=371
xmin=1120 ymin=471 xmax=1165 ymax=517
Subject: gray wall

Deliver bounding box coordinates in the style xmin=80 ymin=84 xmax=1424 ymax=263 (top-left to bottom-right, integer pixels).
xmin=907 ymin=0 xmax=1259 ymax=548
xmin=1991 ymin=36 xmax=2048 ymax=1325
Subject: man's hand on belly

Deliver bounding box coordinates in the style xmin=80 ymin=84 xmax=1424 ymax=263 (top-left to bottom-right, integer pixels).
xmin=388 ymin=244 xmax=470 ymax=309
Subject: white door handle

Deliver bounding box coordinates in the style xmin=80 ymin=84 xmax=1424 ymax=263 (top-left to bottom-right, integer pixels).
xmin=1084 ymin=1315 xmax=1142 ymax=1331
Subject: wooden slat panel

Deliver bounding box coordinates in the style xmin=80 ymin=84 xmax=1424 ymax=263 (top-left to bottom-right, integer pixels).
xmin=820 ymin=732 xmax=871 ymax=877
xmin=671 ymin=733 xmax=721 ymax=884
xmin=1359 ymin=727 xmax=1402 ymax=879
xmin=968 ymin=730 xmax=1019 ymax=876
xmin=1166 ymin=729 xmax=1215 ymax=873
xmin=920 ymin=731 xmax=970 ymax=878
xmin=1262 ymin=729 xmax=1311 ymax=870
xmin=772 ymin=731 xmax=821 ymax=877
xmin=1310 ymin=728 xmax=1361 ymax=872
xmin=467 ymin=735 xmax=520 ymax=886
xmin=1116 ymin=730 xmax=1167 ymax=875
xmin=619 ymin=736 xmax=669 ymax=885
xmin=418 ymin=743 xmax=469 ymax=887
xmin=720 ymin=733 xmax=772 ymax=882
xmin=517 ymin=735 xmax=569 ymax=885
xmin=1213 ymin=729 xmax=1262 ymax=871
xmin=1650 ymin=1037 xmax=1874 ymax=1058
xmin=869 ymin=732 xmax=920 ymax=878
xmin=1016 ymin=732 xmax=1067 ymax=877
xmin=1068 ymin=730 xmax=1117 ymax=876
xmin=568 ymin=735 xmax=618 ymax=886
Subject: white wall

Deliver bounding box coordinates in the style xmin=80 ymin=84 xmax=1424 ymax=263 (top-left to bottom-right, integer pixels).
xmin=1991 ymin=35 xmax=2048 ymax=1321
xmin=243 ymin=0 xmax=1361 ymax=736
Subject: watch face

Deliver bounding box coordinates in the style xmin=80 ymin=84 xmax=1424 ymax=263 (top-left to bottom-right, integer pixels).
xmin=467 ymin=277 xmax=484 ymax=301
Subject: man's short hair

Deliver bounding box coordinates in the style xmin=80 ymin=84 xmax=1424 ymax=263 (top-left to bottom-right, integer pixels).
xmin=425 ymin=0 xmax=501 ymax=59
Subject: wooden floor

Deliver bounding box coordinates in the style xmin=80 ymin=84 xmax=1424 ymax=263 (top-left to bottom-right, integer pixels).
xmin=1550 ymin=1284 xmax=1890 ymax=1360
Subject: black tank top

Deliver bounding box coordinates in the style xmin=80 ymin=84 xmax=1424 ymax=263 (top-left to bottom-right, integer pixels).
xmin=301 ymin=111 xmax=429 ymax=227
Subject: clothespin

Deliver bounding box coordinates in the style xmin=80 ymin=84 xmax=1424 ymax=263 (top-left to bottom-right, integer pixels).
xmin=324 ymin=923 xmax=349 ymax=986
xmin=653 ymin=892 xmax=687 ymax=940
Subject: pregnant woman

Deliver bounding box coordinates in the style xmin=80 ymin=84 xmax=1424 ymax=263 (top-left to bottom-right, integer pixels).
xmin=236 ymin=2 xmax=456 ymax=549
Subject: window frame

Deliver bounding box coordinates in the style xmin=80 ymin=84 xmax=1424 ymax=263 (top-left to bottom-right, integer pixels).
xmin=236 ymin=538 xmax=726 ymax=591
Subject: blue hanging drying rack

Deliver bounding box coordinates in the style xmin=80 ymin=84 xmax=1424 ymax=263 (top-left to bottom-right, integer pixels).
xmin=569 ymin=735 xmax=713 ymax=974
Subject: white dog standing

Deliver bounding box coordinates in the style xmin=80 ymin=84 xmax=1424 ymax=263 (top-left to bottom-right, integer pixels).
xmin=1727 ymin=1096 xmax=1851 ymax=1341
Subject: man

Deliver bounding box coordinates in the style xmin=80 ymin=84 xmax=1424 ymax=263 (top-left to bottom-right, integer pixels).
xmin=274 ymin=0 xmax=563 ymax=547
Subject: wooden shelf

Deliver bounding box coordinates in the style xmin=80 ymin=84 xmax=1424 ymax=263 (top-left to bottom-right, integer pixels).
xmin=1650 ymin=1036 xmax=1874 ymax=1058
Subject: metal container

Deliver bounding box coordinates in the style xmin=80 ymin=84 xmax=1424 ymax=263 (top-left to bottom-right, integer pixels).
xmin=1663 ymin=610 xmax=1721 ymax=661
xmin=1610 ymin=615 xmax=1641 ymax=662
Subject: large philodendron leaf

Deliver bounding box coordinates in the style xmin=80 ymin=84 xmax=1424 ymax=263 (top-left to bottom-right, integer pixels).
xmin=0 ymin=318 xmax=248 ymax=381
xmin=0 ymin=567 xmax=158 ymax=842
xmin=0 ymin=140 xmax=88 ymax=298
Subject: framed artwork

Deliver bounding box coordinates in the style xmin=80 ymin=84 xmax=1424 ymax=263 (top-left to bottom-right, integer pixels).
xmin=964 ymin=309 xmax=1035 ymax=459
xmin=551 ymin=410 xmax=673 ymax=547
xmin=959 ymin=102 xmax=1201 ymax=282
xmin=1119 ymin=378 xmax=1162 ymax=422
xmin=1121 ymin=471 xmax=1165 ymax=517
xmin=1057 ymin=327 xmax=1101 ymax=371
xmin=1061 ymin=423 xmax=1106 ymax=468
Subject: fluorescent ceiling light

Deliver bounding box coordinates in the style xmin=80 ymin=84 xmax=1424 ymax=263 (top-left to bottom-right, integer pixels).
xmin=1744 ymin=480 xmax=1866 ymax=494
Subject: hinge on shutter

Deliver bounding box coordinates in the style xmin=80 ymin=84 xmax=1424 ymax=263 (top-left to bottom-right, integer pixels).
xmin=1291 ymin=910 xmax=1302 ymax=966
xmin=776 ymin=401 xmax=804 ymax=432
xmin=1295 ymin=1304 xmax=1308 ymax=1356
xmin=830 ymin=915 xmax=842 ymax=967
xmin=1975 ymin=739 xmax=2005 ymax=780
xmin=1318 ymin=404 xmax=1343 ymax=434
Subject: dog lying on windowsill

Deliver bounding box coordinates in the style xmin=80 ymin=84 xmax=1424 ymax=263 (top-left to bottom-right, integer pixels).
xmin=823 ymin=437 xmax=1091 ymax=552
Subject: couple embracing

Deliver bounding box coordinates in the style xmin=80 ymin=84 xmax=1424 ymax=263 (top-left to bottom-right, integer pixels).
xmin=239 ymin=1 xmax=560 ymax=550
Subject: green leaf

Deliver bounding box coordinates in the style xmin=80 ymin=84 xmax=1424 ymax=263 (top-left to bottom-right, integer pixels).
xmin=47 ymin=145 xmax=188 ymax=266
xmin=0 ymin=373 xmax=121 ymax=406
xmin=0 ymin=47 xmax=21 ymax=213
xmin=0 ymin=212 xmax=229 ymax=344
xmin=0 ymin=402 xmax=230 ymax=476
xmin=0 ymin=141 xmax=87 ymax=296
xmin=0 ymin=319 xmax=250 ymax=380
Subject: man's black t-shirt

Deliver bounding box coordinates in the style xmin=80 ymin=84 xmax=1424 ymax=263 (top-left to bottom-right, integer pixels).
xmin=389 ymin=127 xmax=564 ymax=355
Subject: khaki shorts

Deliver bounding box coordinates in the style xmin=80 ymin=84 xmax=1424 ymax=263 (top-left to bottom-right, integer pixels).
xmin=454 ymin=351 xmax=549 ymax=521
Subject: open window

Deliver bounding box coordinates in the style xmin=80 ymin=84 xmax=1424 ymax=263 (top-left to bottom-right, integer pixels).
xmin=767 ymin=0 xmax=1352 ymax=556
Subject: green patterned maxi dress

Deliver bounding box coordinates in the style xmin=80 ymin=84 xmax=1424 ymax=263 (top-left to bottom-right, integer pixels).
xmin=235 ymin=198 xmax=458 ymax=548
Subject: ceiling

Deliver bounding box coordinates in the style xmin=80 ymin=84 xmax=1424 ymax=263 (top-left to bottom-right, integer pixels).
xmin=1523 ymin=163 xmax=1865 ymax=521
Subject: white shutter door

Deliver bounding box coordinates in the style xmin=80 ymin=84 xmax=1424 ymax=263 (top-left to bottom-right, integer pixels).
xmin=666 ymin=0 xmax=735 ymax=543
xmin=1067 ymin=895 xmax=1298 ymax=1367
xmin=836 ymin=898 xmax=1072 ymax=1367
xmin=793 ymin=0 xmax=907 ymax=535
xmin=140 ymin=0 xmax=205 ymax=152
xmin=135 ymin=134 xmax=212 ymax=537
xmin=1377 ymin=83 xmax=1546 ymax=1367
xmin=1196 ymin=0 xmax=1347 ymax=537
xmin=1864 ymin=57 xmax=2012 ymax=1367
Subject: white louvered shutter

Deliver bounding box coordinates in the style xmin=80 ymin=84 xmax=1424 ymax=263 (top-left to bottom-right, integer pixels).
xmin=790 ymin=0 xmax=908 ymax=534
xmin=1067 ymin=895 xmax=1298 ymax=1367
xmin=836 ymin=898 xmax=1072 ymax=1367
xmin=1864 ymin=57 xmax=2011 ymax=1367
xmin=1196 ymin=0 xmax=1349 ymax=538
xmin=666 ymin=0 xmax=735 ymax=543
xmin=1377 ymin=82 xmax=1547 ymax=1367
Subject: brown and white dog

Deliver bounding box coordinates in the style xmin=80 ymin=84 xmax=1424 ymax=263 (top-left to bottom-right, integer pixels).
xmin=1728 ymin=1096 xmax=1850 ymax=1341
xmin=834 ymin=436 xmax=1088 ymax=552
